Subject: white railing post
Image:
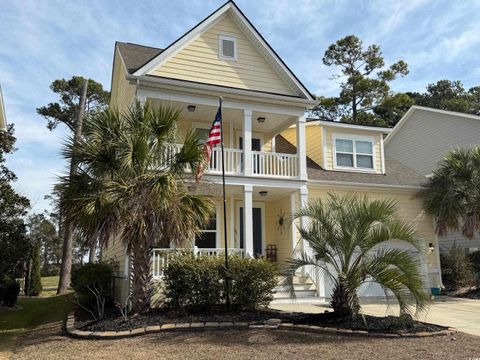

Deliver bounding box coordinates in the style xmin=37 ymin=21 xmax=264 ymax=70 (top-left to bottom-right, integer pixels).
xmin=193 ymin=245 xmax=199 ymax=258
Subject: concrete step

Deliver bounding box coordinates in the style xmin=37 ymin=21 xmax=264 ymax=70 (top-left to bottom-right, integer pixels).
xmin=275 ymin=276 xmax=314 ymax=285
xmin=274 ymin=283 xmax=316 ymax=292
xmin=270 ymin=296 xmax=328 ymax=305
xmin=273 ymin=289 xmax=317 ymax=299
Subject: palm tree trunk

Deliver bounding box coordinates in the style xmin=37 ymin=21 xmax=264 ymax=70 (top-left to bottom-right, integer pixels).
xmin=131 ymin=241 xmax=152 ymax=313
xmin=330 ymin=282 xmax=360 ymax=317
xmin=57 ymin=79 xmax=88 ymax=294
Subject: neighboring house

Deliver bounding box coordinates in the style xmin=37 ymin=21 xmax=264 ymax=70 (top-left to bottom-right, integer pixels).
xmin=103 ymin=1 xmax=442 ymax=303
xmin=0 ymin=85 xmax=7 ymax=131
xmin=385 ymin=106 xmax=480 ymax=254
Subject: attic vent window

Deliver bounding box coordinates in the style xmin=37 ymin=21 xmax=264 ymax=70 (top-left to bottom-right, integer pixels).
xmin=219 ymin=35 xmax=237 ymax=60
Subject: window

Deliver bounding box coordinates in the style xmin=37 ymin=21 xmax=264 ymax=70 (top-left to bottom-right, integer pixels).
xmin=195 ymin=214 xmax=217 ymax=248
xmin=219 ymin=35 xmax=237 ymax=60
xmin=194 ymin=127 xmax=211 ymax=145
xmin=334 ymin=136 xmax=374 ymax=170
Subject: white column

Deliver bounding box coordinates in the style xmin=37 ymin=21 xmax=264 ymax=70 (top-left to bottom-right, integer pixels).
xmin=243 ymin=108 xmax=253 ymax=176
xmin=229 ymin=194 xmax=235 ymax=248
xmin=290 ymin=191 xmax=298 ymax=254
xmin=296 ymin=115 xmax=307 ymax=180
xmin=244 ymin=184 xmax=253 ymax=256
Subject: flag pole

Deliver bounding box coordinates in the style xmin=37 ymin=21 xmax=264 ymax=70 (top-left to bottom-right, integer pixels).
xmin=219 ymin=96 xmax=230 ymax=310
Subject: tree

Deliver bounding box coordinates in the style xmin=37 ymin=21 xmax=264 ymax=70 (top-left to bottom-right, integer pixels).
xmin=36 ymin=76 xmax=110 ymax=131
xmin=311 ymin=35 xmax=410 ymax=126
xmin=57 ymin=102 xmax=215 ymax=313
xmin=0 ymin=125 xmax=30 ymax=279
xmin=283 ymin=193 xmax=428 ymax=317
xmin=27 ymin=213 xmax=60 ymax=273
xmin=25 ymin=240 xmax=43 ymax=296
xmin=409 ymin=80 xmax=480 ymax=115
xmin=422 ymin=147 xmax=480 ymax=240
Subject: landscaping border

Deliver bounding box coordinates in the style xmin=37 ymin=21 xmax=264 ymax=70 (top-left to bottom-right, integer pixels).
xmin=64 ymin=314 xmax=458 ymax=340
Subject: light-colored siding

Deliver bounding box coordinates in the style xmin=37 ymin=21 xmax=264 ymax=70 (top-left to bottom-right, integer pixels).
xmin=110 ymin=47 xmax=136 ymax=111
xmin=265 ymin=195 xmax=295 ymax=263
xmin=281 ymin=126 xmax=324 ymax=166
xmin=439 ymin=232 xmax=480 ymax=253
xmin=385 ymin=109 xmax=480 ymax=176
xmin=148 ymin=14 xmax=296 ymax=96
xmin=102 ymin=237 xmax=127 ymax=275
xmin=308 ymin=186 xmax=441 ymax=288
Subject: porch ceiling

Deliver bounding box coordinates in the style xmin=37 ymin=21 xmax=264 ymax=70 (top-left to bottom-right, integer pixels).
xmin=149 ymin=98 xmax=296 ymax=133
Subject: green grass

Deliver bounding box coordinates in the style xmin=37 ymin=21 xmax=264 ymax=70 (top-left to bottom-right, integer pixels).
xmin=0 ymin=293 xmax=74 ymax=354
xmin=41 ymin=276 xmax=59 ymax=289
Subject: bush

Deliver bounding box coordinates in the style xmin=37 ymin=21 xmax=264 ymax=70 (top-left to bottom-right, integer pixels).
xmin=228 ymin=256 xmax=277 ymax=309
xmin=468 ymin=250 xmax=480 ymax=283
xmin=163 ymin=254 xmax=277 ymax=310
xmin=41 ymin=264 xmax=60 ymax=277
xmin=71 ymin=262 xmax=113 ymax=319
xmin=0 ymin=277 xmax=20 ymax=307
xmin=440 ymin=245 xmax=476 ymax=290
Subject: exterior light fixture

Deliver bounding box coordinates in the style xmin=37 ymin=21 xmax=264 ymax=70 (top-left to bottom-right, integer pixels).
xmin=259 ymin=191 xmax=268 ymax=197
xmin=256 ymin=117 xmax=266 ymax=123
xmin=187 ymin=105 xmax=196 ymax=112
xmin=428 ymin=242 xmax=435 ymax=251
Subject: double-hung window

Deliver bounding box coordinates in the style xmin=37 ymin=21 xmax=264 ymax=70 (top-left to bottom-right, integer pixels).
xmin=195 ymin=213 xmax=217 ymax=248
xmin=334 ymin=136 xmax=374 ymax=170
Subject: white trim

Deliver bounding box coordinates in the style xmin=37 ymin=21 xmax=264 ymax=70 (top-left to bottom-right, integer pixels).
xmin=218 ymin=34 xmax=237 ymax=61
xmin=237 ymin=200 xmax=266 ymax=256
xmin=202 ymin=175 xmax=307 ymax=188
xmin=308 ymin=179 xmax=424 ymax=191
xmin=305 ymin=119 xmax=392 ymax=133
xmin=136 ymin=84 xmax=310 ymax=114
xmin=332 ymin=133 xmax=376 ymax=172
xmin=0 ymin=85 xmax=7 ymax=131
xmin=322 ymin=127 xmax=327 ymax=169
xmin=195 ymin=203 xmax=221 ymax=248
xmin=131 ymin=2 xmax=314 ymax=100
xmin=380 ymin=134 xmax=386 ymax=175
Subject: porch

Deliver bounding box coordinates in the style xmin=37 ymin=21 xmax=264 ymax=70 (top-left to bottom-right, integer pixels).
xmin=151 ymin=183 xmax=309 ymax=279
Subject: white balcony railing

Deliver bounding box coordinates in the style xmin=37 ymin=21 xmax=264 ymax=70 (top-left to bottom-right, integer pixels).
xmin=151 ymin=247 xmax=245 ymax=278
xmin=172 ymin=144 xmax=299 ymax=179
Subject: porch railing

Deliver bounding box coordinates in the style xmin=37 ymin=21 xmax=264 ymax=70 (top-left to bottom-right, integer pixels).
xmin=151 ymin=247 xmax=245 ymax=278
xmin=172 ymin=144 xmax=299 ymax=178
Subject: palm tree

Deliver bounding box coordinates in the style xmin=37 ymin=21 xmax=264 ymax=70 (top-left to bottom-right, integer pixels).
xmin=422 ymin=147 xmax=480 ymax=240
xmin=283 ymin=193 xmax=428 ymax=317
xmin=57 ymin=101 xmax=215 ymax=313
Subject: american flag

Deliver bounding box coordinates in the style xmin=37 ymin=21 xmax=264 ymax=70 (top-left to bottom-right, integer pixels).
xmin=196 ymin=107 xmax=222 ymax=180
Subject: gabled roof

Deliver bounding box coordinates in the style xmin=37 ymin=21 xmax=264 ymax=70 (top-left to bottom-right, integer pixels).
xmin=126 ymin=0 xmax=314 ymax=100
xmin=385 ymin=105 xmax=480 ymax=144
xmin=0 ymin=85 xmax=6 ymax=131
xmin=116 ymin=42 xmax=163 ymax=74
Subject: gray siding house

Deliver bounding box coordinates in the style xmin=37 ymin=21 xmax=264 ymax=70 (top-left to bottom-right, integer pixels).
xmin=385 ymin=105 xmax=480 ymax=254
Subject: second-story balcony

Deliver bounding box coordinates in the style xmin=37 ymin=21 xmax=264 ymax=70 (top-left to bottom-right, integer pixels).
xmin=174 ymin=144 xmax=299 ymax=178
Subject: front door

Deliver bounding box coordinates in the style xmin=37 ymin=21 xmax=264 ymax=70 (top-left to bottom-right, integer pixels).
xmin=239 ymin=207 xmax=263 ymax=256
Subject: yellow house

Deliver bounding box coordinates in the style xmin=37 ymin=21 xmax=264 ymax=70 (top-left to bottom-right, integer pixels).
xmin=104 ymin=1 xmax=442 ymax=303
xmin=0 ymin=85 xmax=7 ymax=132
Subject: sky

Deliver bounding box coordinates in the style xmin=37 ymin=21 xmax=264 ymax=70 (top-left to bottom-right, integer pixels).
xmin=1 ymin=0 xmax=480 ymax=214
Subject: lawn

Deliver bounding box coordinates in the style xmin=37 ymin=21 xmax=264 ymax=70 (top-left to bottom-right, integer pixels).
xmin=41 ymin=276 xmax=59 ymax=289
xmin=0 ymin=293 xmax=74 ymax=357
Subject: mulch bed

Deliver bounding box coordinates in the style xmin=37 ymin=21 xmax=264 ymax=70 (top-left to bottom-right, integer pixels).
xmin=445 ymin=286 xmax=480 ymax=300
xmin=77 ymin=306 xmax=446 ymax=335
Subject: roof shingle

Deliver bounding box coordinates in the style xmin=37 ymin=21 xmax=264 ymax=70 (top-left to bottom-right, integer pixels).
xmin=116 ymin=42 xmax=163 ymax=74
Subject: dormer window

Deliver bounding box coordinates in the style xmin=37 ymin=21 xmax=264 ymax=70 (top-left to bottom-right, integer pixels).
xmin=333 ymin=135 xmax=375 ymax=170
xmin=219 ymin=35 xmax=237 ymax=60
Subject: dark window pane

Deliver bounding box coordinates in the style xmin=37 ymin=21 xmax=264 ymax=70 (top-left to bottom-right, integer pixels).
xmin=336 ymin=153 xmax=354 ymax=167
xmin=195 ymin=232 xmax=216 ymax=248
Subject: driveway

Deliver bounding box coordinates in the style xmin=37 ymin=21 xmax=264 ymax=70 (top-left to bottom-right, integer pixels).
xmin=270 ymin=296 xmax=480 ymax=336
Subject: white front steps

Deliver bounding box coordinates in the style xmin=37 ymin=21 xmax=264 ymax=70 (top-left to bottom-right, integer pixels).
xmin=272 ymin=275 xmax=325 ymax=304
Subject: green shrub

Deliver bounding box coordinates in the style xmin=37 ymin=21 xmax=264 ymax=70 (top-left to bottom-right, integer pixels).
xmin=0 ymin=277 xmax=20 ymax=306
xmin=41 ymin=264 xmax=60 ymax=277
xmin=162 ymin=254 xmax=277 ymax=310
xmin=228 ymin=256 xmax=277 ymax=309
xmin=440 ymin=245 xmax=476 ymax=290
xmin=25 ymin=241 xmax=43 ymax=296
xmin=163 ymin=254 xmax=224 ymax=309
xmin=71 ymin=262 xmax=113 ymax=319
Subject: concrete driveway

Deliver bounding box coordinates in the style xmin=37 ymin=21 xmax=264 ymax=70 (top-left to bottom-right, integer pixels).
xmin=270 ymin=296 xmax=480 ymax=336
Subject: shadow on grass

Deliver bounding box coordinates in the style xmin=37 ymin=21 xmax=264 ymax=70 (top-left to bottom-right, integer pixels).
xmin=0 ymin=293 xmax=75 ymax=353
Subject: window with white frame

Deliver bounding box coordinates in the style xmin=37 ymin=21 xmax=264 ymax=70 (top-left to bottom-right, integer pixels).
xmin=219 ymin=35 xmax=237 ymax=60
xmin=334 ymin=136 xmax=374 ymax=170
xmin=195 ymin=213 xmax=217 ymax=248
